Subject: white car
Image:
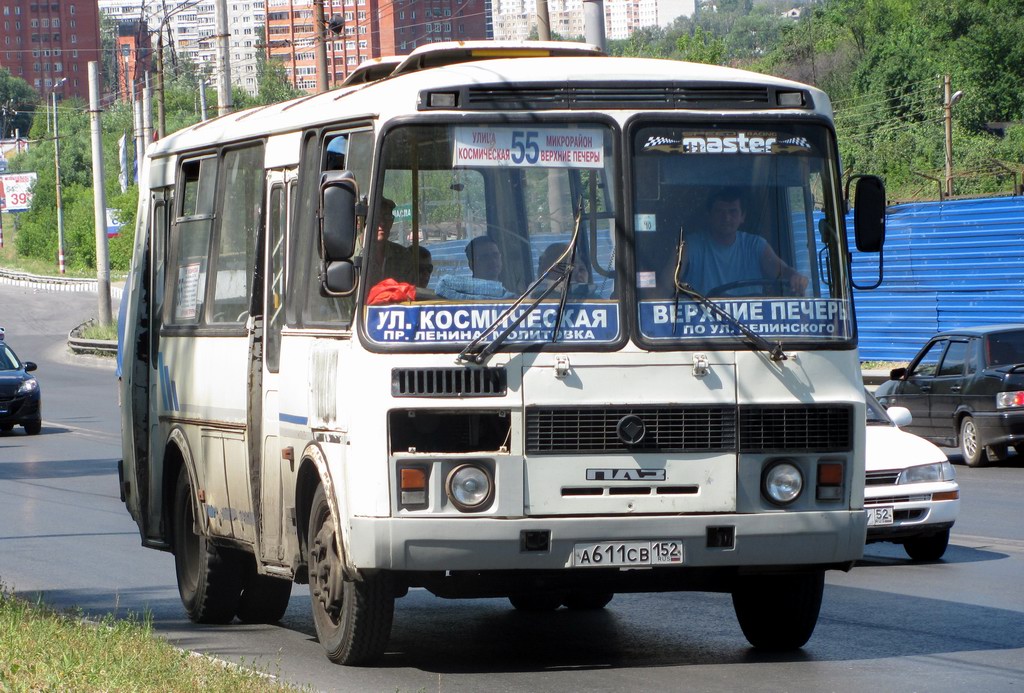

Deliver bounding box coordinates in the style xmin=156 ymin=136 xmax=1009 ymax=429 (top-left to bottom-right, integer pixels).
xmin=864 ymin=390 xmax=960 ymax=561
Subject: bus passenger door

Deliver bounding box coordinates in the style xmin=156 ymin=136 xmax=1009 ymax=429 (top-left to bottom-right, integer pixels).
xmin=255 ymin=170 xmax=293 ymax=564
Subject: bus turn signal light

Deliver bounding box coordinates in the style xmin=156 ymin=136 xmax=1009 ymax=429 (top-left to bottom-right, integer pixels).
xmin=817 ymin=462 xmax=843 ymax=501
xmin=400 ymin=467 xmax=427 ymax=507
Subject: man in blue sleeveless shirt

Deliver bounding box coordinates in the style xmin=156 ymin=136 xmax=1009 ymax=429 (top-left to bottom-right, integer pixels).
xmin=677 ymin=189 xmax=808 ymax=296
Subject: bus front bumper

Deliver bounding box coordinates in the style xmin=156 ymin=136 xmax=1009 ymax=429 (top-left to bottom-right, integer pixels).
xmin=347 ymin=511 xmax=867 ymax=572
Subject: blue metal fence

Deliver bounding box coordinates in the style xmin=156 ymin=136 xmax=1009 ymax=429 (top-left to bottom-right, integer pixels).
xmin=850 ymin=196 xmax=1024 ymax=361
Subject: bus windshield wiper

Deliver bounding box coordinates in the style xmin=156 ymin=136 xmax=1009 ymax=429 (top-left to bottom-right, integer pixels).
xmin=457 ymin=202 xmax=584 ymax=365
xmin=672 ymin=234 xmax=787 ymax=362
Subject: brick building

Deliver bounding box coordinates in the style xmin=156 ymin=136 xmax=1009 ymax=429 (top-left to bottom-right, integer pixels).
xmin=0 ymin=0 xmax=103 ymax=100
xmin=115 ymin=18 xmax=152 ymax=102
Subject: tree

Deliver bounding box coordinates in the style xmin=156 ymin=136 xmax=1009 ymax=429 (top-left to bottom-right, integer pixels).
xmin=676 ymin=26 xmax=726 ymax=65
xmin=0 ymin=69 xmax=38 ymax=139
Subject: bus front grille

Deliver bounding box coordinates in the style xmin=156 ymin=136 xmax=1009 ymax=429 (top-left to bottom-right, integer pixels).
xmin=525 ymin=406 xmax=737 ymax=454
xmin=392 ymin=367 xmax=507 ymax=397
xmin=739 ymin=405 xmax=853 ymax=453
xmin=526 ymin=404 xmax=853 ymax=454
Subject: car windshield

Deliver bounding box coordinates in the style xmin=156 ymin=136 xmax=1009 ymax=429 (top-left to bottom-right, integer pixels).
xmin=865 ymin=391 xmax=892 ymax=426
xmin=985 ymin=330 xmax=1024 ymax=366
xmin=0 ymin=344 xmax=21 ymax=370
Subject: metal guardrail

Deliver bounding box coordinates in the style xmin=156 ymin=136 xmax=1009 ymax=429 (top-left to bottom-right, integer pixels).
xmin=0 ymin=267 xmax=100 ymax=287
xmin=68 ymin=319 xmax=117 ymax=356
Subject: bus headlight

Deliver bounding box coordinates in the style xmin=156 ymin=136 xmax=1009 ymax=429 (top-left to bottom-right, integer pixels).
xmin=762 ymin=460 xmax=803 ymax=506
xmin=446 ymin=464 xmax=493 ymax=512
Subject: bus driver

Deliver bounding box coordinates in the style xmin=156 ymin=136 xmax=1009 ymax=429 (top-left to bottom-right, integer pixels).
xmin=673 ymin=188 xmax=809 ymax=296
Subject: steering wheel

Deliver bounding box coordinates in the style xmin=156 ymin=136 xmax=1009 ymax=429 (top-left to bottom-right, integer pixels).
xmin=707 ymin=278 xmax=790 ymax=297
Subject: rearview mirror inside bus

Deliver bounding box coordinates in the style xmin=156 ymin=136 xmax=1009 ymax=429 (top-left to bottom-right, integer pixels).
xmin=320 ymin=171 xmax=359 ymax=261
xmin=853 ymin=175 xmax=886 ymax=253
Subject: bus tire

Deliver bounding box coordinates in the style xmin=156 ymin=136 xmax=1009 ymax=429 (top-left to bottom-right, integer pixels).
xmin=308 ymin=485 xmax=394 ymax=665
xmin=173 ymin=466 xmax=245 ymax=624
xmin=562 ymin=592 xmax=614 ymax=610
xmin=731 ymin=570 xmax=823 ymax=651
xmin=236 ymin=572 xmax=293 ymax=624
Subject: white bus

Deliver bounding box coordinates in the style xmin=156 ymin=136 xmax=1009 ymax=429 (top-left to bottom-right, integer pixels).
xmin=119 ymin=42 xmax=886 ymax=665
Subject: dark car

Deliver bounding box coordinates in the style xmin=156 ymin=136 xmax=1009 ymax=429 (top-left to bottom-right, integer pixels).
xmin=875 ymin=324 xmax=1024 ymax=467
xmin=0 ymin=336 xmax=42 ymax=435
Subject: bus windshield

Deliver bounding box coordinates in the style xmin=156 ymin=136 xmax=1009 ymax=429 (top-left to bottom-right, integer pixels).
xmin=364 ymin=122 xmax=619 ymax=348
xmin=631 ymin=121 xmax=853 ymax=347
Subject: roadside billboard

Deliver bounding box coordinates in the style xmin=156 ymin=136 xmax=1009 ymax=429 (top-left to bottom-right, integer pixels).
xmin=0 ymin=172 xmax=37 ymax=212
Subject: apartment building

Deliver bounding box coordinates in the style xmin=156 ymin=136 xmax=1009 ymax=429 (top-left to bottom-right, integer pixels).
xmin=98 ymin=0 xmax=266 ymax=95
xmin=0 ymin=0 xmax=103 ymax=100
xmin=493 ymin=0 xmax=694 ymax=41
xmin=265 ymin=0 xmax=490 ymax=93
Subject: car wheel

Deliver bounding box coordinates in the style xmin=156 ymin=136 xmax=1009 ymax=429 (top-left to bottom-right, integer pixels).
xmin=172 ymin=466 xmax=246 ymax=623
xmin=903 ymin=529 xmax=950 ymax=562
xmin=959 ymin=416 xmax=987 ymax=467
xmin=509 ymin=593 xmax=562 ymax=612
xmin=23 ymin=419 xmax=41 ymax=435
xmin=308 ymin=484 xmax=394 ymax=665
xmin=562 ymin=592 xmax=614 ymax=610
xmin=0 ymin=424 xmax=13 ymax=432
xmin=732 ymin=570 xmax=824 ymax=650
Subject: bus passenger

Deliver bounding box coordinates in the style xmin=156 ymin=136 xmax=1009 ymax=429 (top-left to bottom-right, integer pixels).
xmin=672 ymin=188 xmax=808 ymax=296
xmin=435 ymin=236 xmax=514 ymax=300
xmin=536 ymin=242 xmax=593 ymax=298
xmin=367 ymin=198 xmax=416 ymax=285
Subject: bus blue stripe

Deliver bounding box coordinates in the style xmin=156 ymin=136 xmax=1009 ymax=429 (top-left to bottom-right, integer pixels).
xmin=279 ymin=413 xmax=308 ymax=425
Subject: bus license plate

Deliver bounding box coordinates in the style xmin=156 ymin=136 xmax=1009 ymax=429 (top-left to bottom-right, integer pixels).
xmin=573 ymin=540 xmax=684 ymax=568
xmin=867 ymin=507 xmax=894 ymax=526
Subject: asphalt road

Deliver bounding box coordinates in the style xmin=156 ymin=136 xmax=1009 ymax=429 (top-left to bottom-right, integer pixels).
xmin=2 ymin=281 xmax=1023 ymax=692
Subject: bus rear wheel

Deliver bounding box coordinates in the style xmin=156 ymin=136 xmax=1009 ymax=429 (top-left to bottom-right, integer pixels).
xmin=236 ymin=570 xmax=293 ymax=624
xmin=731 ymin=570 xmax=824 ymax=650
xmin=308 ymin=485 xmax=394 ymax=665
xmin=172 ymin=466 xmax=245 ymax=624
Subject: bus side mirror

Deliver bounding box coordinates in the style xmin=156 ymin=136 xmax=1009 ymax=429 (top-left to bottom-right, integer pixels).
xmin=320 ymin=171 xmax=360 ymax=295
xmin=853 ymin=175 xmax=886 ymax=253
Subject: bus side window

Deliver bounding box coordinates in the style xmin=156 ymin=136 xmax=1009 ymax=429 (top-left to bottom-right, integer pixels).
xmin=208 ymin=144 xmax=265 ymax=325
xmin=167 ymin=156 xmax=217 ymax=326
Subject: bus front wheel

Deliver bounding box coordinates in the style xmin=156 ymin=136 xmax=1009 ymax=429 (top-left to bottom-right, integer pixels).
xmin=731 ymin=570 xmax=824 ymax=650
xmin=172 ymin=466 xmax=245 ymax=624
xmin=307 ymin=485 xmax=394 ymax=665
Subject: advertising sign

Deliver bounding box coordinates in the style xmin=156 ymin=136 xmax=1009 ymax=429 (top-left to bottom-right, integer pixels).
xmin=0 ymin=172 xmax=37 ymax=212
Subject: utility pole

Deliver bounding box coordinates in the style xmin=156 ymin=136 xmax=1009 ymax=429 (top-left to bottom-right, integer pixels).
xmin=536 ymin=0 xmax=551 ymax=41
xmin=943 ymin=75 xmax=964 ymax=200
xmin=142 ymin=72 xmax=153 ymax=146
xmin=88 ymin=62 xmax=112 ymax=328
xmin=583 ymin=0 xmax=607 ymax=52
xmin=199 ymin=80 xmax=209 ymax=120
xmin=313 ymin=0 xmax=329 ymax=93
xmin=214 ymin=0 xmax=234 ymax=115
xmin=52 ymin=78 xmax=68 ymax=275
xmin=156 ymin=27 xmax=166 ymax=138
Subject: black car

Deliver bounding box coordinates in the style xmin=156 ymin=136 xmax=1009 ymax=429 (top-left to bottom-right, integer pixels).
xmin=0 ymin=337 xmax=41 ymax=435
xmin=875 ymin=324 xmax=1024 ymax=467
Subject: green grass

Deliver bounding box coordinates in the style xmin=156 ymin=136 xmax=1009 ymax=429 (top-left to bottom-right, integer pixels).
xmin=0 ymin=587 xmax=301 ymax=692
xmin=79 ymin=321 xmax=118 ymax=341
